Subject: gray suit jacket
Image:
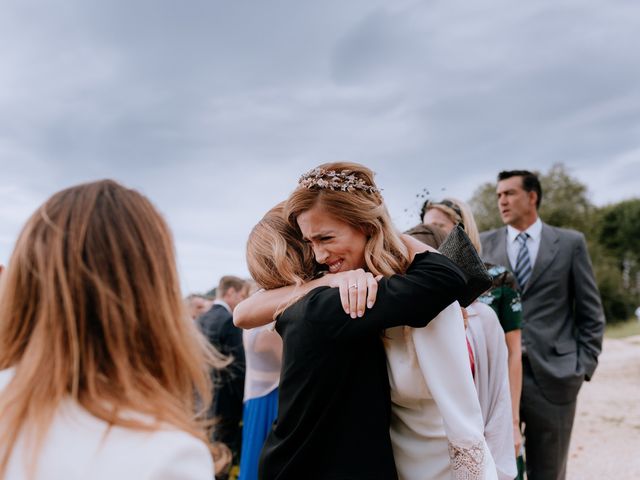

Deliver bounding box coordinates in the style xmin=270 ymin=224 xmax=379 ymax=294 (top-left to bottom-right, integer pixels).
xmin=480 ymin=222 xmax=605 ymax=404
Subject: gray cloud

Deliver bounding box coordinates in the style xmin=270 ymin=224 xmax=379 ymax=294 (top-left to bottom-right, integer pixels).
xmin=1 ymin=0 xmax=639 ymax=291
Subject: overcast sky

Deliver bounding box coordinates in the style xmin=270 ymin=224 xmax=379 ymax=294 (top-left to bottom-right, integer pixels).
xmin=1 ymin=0 xmax=639 ymax=294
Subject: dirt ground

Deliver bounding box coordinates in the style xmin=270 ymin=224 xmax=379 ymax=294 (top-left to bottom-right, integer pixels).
xmin=566 ymin=335 xmax=640 ymax=479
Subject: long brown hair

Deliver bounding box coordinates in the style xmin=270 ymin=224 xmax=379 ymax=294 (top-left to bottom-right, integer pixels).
xmin=0 ymin=180 xmax=225 ymax=476
xmin=285 ymin=162 xmax=411 ymax=276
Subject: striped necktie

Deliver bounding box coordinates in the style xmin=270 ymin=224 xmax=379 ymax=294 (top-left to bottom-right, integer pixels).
xmin=515 ymin=232 xmax=532 ymax=290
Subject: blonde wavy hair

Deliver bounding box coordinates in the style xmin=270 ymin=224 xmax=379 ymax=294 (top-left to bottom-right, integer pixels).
xmin=285 ymin=162 xmax=410 ymax=276
xmin=0 ymin=180 xmax=225 ymax=477
xmin=423 ymin=197 xmax=482 ymax=254
xmin=246 ymin=202 xmax=316 ymax=290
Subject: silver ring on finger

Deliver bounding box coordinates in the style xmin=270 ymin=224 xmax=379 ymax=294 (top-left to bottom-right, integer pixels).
xmin=349 ymin=283 xmax=358 ymax=289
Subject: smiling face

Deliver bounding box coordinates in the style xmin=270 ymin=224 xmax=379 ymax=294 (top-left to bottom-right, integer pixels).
xmin=496 ymin=175 xmax=538 ymax=230
xmin=296 ymin=203 xmax=367 ymax=273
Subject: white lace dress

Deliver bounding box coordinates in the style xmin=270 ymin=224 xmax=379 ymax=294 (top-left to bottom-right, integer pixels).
xmin=385 ymin=302 xmax=498 ymax=480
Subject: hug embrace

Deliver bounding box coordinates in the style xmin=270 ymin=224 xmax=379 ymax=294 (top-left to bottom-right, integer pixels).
xmin=235 ymin=162 xmax=504 ymax=480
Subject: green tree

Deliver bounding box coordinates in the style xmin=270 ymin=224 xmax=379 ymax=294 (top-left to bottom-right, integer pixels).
xmin=597 ymin=199 xmax=640 ymax=263
xmin=596 ymin=199 xmax=640 ymax=318
xmin=538 ymin=164 xmax=594 ymax=234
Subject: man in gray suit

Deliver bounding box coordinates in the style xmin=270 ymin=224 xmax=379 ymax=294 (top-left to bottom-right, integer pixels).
xmin=480 ymin=170 xmax=604 ymax=480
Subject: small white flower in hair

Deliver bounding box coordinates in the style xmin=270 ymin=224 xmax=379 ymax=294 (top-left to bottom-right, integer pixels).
xmin=298 ymin=167 xmax=381 ymax=195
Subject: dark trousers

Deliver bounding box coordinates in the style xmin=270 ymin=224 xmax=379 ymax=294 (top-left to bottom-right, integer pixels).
xmin=521 ymin=357 xmax=577 ymax=480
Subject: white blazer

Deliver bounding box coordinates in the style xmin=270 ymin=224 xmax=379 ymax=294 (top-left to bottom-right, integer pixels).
xmin=385 ymin=302 xmax=498 ymax=480
xmin=0 ymin=369 xmax=214 ymax=480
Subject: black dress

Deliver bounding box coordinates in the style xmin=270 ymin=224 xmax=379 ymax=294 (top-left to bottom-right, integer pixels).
xmin=259 ymin=252 xmax=470 ymax=480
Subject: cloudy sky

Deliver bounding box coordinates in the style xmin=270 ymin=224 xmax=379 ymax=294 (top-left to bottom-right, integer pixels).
xmin=1 ymin=0 xmax=639 ymax=294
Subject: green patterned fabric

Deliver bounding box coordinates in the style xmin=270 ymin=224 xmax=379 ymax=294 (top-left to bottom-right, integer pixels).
xmin=478 ymin=264 xmax=522 ymax=333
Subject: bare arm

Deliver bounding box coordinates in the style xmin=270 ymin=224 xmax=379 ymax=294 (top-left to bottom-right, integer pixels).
xmin=234 ymin=270 xmax=379 ymax=329
xmin=234 ymin=278 xmax=327 ymax=329
xmin=505 ymin=329 xmax=523 ymax=456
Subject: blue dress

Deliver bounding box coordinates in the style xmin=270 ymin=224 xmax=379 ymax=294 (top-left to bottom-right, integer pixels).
xmin=238 ymin=387 xmax=278 ymax=480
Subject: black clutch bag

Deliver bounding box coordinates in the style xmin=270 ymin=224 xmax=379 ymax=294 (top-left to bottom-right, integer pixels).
xmin=438 ymin=224 xmax=492 ymax=307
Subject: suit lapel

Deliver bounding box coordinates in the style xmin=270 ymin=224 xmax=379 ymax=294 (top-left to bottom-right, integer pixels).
xmin=524 ymin=223 xmax=559 ymax=294
xmin=482 ymin=228 xmax=512 ymax=270
xmin=495 ymin=227 xmax=511 ymax=271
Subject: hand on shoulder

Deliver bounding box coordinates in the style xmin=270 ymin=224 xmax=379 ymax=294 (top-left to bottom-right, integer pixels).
xmin=322 ymin=269 xmax=381 ymax=318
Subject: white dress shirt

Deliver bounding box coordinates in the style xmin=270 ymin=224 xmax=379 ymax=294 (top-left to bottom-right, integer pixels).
xmin=506 ymin=217 xmax=542 ymax=271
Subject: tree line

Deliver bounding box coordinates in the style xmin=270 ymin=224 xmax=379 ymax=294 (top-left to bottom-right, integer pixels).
xmin=470 ymin=164 xmax=640 ymax=323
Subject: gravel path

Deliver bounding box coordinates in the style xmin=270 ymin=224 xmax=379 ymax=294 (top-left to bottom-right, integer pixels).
xmin=567 ymin=335 xmax=640 ymax=479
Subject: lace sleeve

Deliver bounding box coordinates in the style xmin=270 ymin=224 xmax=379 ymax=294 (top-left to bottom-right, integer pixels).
xmin=410 ymin=302 xmax=498 ymax=480
xmin=448 ymin=440 xmax=485 ymax=480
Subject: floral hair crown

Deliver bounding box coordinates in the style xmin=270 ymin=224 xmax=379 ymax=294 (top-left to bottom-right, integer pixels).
xmin=298 ymin=168 xmax=381 ymax=194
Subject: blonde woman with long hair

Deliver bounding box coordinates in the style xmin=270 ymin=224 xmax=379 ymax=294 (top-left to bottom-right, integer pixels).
xmin=235 ymin=162 xmax=499 ymax=480
xmin=0 ymin=180 xmax=225 ymax=480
